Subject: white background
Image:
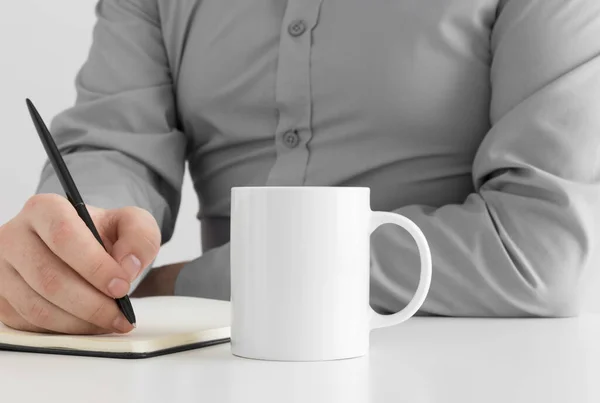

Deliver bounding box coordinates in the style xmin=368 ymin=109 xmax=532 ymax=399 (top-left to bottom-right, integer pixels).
xmin=0 ymin=1 xmax=597 ymax=312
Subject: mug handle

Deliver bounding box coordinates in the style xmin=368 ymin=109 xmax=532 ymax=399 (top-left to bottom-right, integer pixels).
xmin=369 ymin=211 xmax=432 ymax=330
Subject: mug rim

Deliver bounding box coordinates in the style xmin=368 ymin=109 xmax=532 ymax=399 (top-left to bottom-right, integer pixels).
xmin=231 ymin=186 xmax=370 ymax=191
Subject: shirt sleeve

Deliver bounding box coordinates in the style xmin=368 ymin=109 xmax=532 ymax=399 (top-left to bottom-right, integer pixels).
xmin=370 ymin=0 xmax=600 ymax=317
xmin=175 ymin=245 xmax=231 ymax=301
xmin=36 ymin=0 xmax=187 ymax=288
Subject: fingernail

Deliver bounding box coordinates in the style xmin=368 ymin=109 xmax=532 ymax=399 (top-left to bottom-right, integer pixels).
xmin=121 ymin=254 xmax=142 ymax=281
xmin=108 ymin=278 xmax=130 ymax=298
xmin=113 ymin=316 xmax=133 ymax=333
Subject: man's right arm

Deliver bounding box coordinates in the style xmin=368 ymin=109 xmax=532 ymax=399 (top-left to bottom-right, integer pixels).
xmin=36 ymin=0 xmax=187 ymax=287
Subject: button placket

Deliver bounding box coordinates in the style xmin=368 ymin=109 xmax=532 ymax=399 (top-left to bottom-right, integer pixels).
xmin=266 ymin=0 xmax=324 ymax=186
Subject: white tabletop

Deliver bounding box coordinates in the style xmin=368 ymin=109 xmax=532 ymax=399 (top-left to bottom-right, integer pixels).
xmin=1 ymin=314 xmax=599 ymax=403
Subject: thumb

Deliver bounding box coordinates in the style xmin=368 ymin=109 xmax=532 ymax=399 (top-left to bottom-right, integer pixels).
xmin=103 ymin=206 xmax=162 ymax=282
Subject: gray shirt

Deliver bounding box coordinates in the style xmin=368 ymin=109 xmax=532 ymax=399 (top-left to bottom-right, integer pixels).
xmin=37 ymin=0 xmax=600 ymax=316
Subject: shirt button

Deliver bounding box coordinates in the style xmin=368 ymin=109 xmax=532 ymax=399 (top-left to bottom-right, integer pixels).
xmin=282 ymin=130 xmax=300 ymax=149
xmin=288 ymin=19 xmax=307 ymax=37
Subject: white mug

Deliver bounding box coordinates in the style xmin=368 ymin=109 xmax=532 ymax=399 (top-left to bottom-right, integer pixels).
xmin=230 ymin=187 xmax=432 ymax=361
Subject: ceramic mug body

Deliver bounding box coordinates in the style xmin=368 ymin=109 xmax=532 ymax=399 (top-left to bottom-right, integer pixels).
xmin=230 ymin=187 xmax=432 ymax=361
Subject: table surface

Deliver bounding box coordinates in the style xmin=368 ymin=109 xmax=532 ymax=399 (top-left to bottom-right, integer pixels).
xmin=1 ymin=314 xmax=599 ymax=403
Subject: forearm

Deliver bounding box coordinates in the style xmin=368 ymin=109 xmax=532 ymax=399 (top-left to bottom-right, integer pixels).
xmin=173 ymin=244 xmax=231 ymax=301
xmin=370 ymin=190 xmax=595 ymax=318
xmin=168 ymin=186 xmax=595 ymax=317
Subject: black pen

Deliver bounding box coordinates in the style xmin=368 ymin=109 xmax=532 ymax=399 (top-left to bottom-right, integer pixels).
xmin=25 ymin=98 xmax=137 ymax=327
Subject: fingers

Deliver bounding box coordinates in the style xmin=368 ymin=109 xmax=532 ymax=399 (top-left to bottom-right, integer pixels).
xmin=20 ymin=194 xmax=132 ymax=299
xmin=0 ymin=263 xmax=110 ymax=335
xmin=105 ymin=206 xmax=161 ymax=272
xmin=0 ymin=296 xmax=47 ymax=333
xmin=2 ymin=228 xmax=133 ymax=334
xmin=103 ymin=206 xmax=161 ymax=279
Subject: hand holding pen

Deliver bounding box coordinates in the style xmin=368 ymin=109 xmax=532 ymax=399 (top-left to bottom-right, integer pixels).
xmin=0 ymin=99 xmax=161 ymax=335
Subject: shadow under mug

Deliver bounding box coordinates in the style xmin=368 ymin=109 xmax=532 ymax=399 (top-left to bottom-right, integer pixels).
xmin=230 ymin=186 xmax=432 ymax=361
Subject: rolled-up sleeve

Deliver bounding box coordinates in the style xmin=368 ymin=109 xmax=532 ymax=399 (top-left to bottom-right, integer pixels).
xmin=36 ymin=0 xmax=186 ymax=248
xmin=370 ymin=0 xmax=600 ymax=317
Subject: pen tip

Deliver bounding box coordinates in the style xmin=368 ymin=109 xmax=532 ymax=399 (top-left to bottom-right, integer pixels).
xmin=132 ymin=322 xmax=137 ymax=328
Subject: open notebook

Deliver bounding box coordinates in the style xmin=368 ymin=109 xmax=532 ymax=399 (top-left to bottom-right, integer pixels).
xmin=0 ymin=296 xmax=231 ymax=359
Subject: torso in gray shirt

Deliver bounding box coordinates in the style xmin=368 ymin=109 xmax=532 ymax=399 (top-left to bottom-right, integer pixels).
xmin=38 ymin=0 xmax=600 ymax=316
